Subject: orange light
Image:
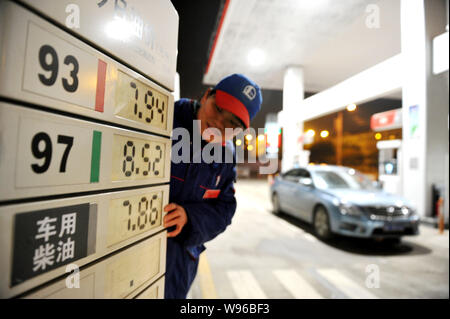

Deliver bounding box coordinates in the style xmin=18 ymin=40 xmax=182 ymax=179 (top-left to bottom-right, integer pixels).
xmin=306 ymin=129 xmax=315 ymax=137
xmin=320 ymin=130 xmax=329 ymax=138
xmin=346 ymin=103 xmax=357 ymax=112
xmin=375 ymin=133 xmax=382 ymax=140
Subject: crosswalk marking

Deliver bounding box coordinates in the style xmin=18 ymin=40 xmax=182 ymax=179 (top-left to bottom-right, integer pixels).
xmin=227 ymin=270 xmax=268 ymax=299
xmin=317 ymin=269 xmax=378 ymax=299
xmin=273 ymin=270 xmax=323 ymax=299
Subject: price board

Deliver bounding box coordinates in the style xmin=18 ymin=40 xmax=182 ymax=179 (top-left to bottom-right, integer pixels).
xmin=0 ymin=0 xmax=177 ymax=299
xmin=22 ymin=232 xmax=166 ymax=299
xmin=0 ymin=103 xmax=171 ymax=201
xmin=0 ymin=1 xmax=174 ymax=137
xmin=19 ymin=0 xmax=179 ymax=91
xmin=0 ymin=185 xmax=168 ymax=298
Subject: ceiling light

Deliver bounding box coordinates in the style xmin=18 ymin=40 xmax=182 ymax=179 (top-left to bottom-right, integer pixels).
xmin=247 ymin=48 xmax=265 ymax=67
xmin=347 ymin=104 xmax=357 ymax=112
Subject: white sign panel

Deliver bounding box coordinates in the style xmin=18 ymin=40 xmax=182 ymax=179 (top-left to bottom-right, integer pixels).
xmin=16 ymin=117 xmax=93 ymax=187
xmin=0 ymin=186 xmax=168 ymax=298
xmin=0 ymin=103 xmax=172 ymax=201
xmin=19 ymin=0 xmax=179 ymax=91
xmin=23 ymin=22 xmax=99 ymax=110
xmin=0 ymin=2 xmax=174 ymax=137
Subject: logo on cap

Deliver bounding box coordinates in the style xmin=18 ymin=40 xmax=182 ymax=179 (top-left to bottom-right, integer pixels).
xmin=243 ymin=85 xmax=256 ymax=101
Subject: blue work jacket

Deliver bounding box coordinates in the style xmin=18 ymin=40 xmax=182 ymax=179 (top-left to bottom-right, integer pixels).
xmin=164 ymin=98 xmax=237 ymax=299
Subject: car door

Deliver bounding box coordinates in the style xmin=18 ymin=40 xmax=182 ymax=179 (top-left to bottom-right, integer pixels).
xmin=277 ymin=169 xmax=301 ymax=215
xmin=294 ymin=169 xmax=317 ymax=222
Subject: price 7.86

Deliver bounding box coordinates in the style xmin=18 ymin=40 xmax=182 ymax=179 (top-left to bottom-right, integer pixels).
xmin=123 ymin=193 xmax=159 ymax=232
xmin=107 ymin=190 xmax=164 ymax=247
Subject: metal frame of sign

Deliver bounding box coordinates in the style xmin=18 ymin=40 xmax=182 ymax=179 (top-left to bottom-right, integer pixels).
xmin=22 ymin=232 xmax=167 ymax=299
xmin=0 ymin=185 xmax=169 ymax=298
xmin=0 ymin=103 xmax=172 ymax=202
xmin=129 ymin=275 xmax=165 ymax=299
xmin=0 ymin=1 xmax=174 ymax=137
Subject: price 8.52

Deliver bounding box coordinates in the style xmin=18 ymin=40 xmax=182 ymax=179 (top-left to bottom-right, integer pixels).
xmin=111 ymin=134 xmax=165 ymax=182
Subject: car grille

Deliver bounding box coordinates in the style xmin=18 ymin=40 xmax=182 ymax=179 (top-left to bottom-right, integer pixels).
xmin=359 ymin=206 xmax=407 ymax=219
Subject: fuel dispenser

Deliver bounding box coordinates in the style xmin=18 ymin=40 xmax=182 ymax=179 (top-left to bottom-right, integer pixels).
xmin=371 ymin=108 xmax=402 ymax=196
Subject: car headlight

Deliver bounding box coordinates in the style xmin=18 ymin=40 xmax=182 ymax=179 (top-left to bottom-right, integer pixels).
xmin=402 ymin=206 xmax=417 ymax=216
xmin=338 ymin=203 xmax=362 ymax=217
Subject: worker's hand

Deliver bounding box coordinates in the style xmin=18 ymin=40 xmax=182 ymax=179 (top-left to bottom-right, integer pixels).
xmin=163 ymin=203 xmax=188 ymax=238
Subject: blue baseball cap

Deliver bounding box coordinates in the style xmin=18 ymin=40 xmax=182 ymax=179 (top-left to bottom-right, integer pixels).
xmin=213 ymin=74 xmax=262 ymax=128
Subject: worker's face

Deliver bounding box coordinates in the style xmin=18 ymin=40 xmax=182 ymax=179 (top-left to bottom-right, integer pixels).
xmin=197 ymin=89 xmax=245 ymax=143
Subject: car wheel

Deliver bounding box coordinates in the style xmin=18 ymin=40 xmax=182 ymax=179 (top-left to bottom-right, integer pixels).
xmin=314 ymin=206 xmax=333 ymax=240
xmin=272 ymin=193 xmax=281 ymax=215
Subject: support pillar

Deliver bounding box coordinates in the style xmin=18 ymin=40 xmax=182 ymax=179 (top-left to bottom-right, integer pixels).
xmin=282 ymin=66 xmax=304 ymax=172
xmin=401 ymin=0 xmax=449 ymax=218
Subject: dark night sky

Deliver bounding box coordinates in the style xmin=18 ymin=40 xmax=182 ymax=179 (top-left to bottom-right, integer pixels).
xmin=169 ymin=0 xmax=222 ymax=98
xmin=170 ymin=0 xmax=402 ymax=133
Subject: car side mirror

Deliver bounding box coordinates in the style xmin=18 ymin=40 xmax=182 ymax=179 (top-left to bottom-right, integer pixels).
xmin=299 ymin=178 xmax=314 ymax=188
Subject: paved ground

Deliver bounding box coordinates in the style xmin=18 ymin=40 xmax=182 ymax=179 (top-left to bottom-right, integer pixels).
xmin=187 ymin=179 xmax=449 ymax=299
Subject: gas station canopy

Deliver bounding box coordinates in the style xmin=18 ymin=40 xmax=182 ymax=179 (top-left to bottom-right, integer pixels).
xmin=203 ymin=0 xmax=401 ymax=94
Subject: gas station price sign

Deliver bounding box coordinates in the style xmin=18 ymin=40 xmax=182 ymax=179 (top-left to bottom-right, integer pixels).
xmin=0 ymin=103 xmax=171 ymax=201
xmin=0 ymin=2 xmax=174 ymax=137
xmin=0 ymin=0 xmax=177 ymax=300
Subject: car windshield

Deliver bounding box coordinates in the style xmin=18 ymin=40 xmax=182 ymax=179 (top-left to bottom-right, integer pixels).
xmin=311 ymin=169 xmax=375 ymax=190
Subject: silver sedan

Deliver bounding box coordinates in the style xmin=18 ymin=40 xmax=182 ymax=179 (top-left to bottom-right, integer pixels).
xmin=270 ymin=165 xmax=420 ymax=243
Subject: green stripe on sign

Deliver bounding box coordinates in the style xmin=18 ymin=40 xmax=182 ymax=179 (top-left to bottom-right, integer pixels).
xmin=90 ymin=131 xmax=102 ymax=183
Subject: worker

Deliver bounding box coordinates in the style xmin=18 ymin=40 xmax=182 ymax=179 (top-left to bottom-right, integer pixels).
xmin=164 ymin=73 xmax=262 ymax=298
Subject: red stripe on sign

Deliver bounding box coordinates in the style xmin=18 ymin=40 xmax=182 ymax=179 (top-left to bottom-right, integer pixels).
xmin=95 ymin=59 xmax=107 ymax=112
